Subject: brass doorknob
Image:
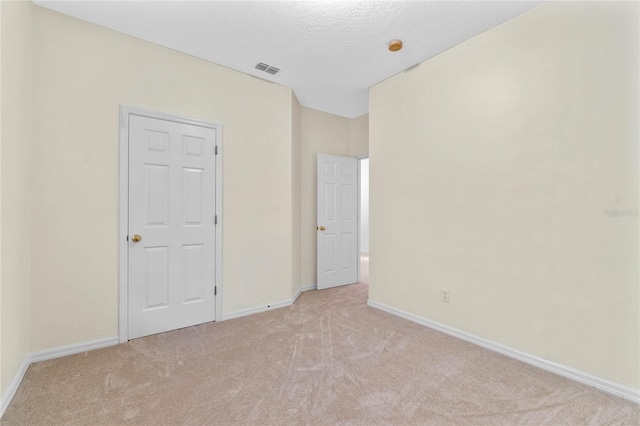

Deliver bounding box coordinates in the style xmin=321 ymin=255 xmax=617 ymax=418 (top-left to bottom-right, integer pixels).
xmin=318 ymin=226 xmax=326 ymax=231
xmin=131 ymin=234 xmax=142 ymax=243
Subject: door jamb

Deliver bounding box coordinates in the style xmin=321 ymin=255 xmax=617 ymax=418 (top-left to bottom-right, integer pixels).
xmin=355 ymin=155 xmax=368 ymax=283
xmin=118 ymin=105 xmax=224 ymax=343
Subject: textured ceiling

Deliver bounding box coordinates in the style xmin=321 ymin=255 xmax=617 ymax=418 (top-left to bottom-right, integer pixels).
xmin=34 ymin=1 xmax=541 ymax=118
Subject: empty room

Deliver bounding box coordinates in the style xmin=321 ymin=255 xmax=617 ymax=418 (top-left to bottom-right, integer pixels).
xmin=1 ymin=0 xmax=638 ymax=424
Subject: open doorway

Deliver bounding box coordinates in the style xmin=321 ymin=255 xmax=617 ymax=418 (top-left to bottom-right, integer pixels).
xmin=359 ymin=158 xmax=369 ymax=286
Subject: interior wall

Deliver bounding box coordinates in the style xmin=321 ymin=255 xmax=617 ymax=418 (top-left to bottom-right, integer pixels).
xmin=0 ymin=0 xmax=3 ymax=395
xmin=291 ymin=94 xmax=302 ymax=294
xmin=300 ymin=107 xmax=351 ymax=287
xmin=359 ymin=159 xmax=369 ymax=253
xmin=0 ymin=0 xmax=4 ymax=397
xmin=0 ymin=0 xmax=33 ymax=396
xmin=30 ymin=7 xmax=295 ymax=351
xmin=350 ymin=114 xmax=369 ymax=158
xmin=369 ymin=1 xmax=639 ymax=389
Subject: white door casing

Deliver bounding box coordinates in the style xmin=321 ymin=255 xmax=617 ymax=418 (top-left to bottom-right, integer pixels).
xmin=317 ymin=154 xmax=358 ymax=290
xmin=126 ymin=113 xmax=218 ymax=339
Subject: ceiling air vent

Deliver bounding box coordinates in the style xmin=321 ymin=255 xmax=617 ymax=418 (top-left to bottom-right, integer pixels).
xmin=255 ymin=62 xmax=280 ymax=75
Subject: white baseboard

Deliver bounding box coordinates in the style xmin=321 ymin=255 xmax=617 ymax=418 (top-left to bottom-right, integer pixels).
xmin=222 ymin=298 xmax=292 ymax=321
xmin=367 ymin=299 xmax=639 ymax=404
xmin=0 ymin=356 xmax=30 ymax=418
xmin=222 ymin=284 xmax=317 ymax=322
xmin=291 ymin=287 xmax=302 ymax=305
xmin=300 ymin=284 xmax=317 ymax=293
xmin=30 ymin=337 xmax=120 ymax=363
xmin=292 ymin=284 xmax=316 ymax=304
xmin=0 ymin=336 xmax=119 ymax=419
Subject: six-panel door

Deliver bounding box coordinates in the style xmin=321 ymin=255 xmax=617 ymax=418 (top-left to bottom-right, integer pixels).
xmin=317 ymin=154 xmax=358 ymax=290
xmin=128 ymin=115 xmax=216 ymax=339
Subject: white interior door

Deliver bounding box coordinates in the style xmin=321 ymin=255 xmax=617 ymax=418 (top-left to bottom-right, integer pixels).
xmin=128 ymin=114 xmax=216 ymax=339
xmin=317 ymin=154 xmax=358 ymax=290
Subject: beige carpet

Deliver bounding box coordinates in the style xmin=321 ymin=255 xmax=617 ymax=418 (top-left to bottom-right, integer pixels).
xmin=3 ymin=254 xmax=638 ymax=425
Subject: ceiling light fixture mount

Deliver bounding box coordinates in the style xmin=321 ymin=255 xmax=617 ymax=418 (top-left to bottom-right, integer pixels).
xmin=388 ymin=40 xmax=403 ymax=52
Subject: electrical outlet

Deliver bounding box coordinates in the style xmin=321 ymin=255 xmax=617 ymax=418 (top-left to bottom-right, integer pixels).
xmin=441 ymin=289 xmax=450 ymax=303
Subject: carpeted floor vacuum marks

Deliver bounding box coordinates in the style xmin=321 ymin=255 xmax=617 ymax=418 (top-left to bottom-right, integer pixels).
xmin=3 ymin=256 xmax=639 ymax=425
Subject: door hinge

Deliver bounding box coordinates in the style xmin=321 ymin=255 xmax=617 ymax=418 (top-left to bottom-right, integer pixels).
xmin=214 ymin=286 xmax=217 ymax=296
xmin=215 ymin=215 xmax=218 ymax=225
xmin=215 ymin=145 xmax=218 ymax=155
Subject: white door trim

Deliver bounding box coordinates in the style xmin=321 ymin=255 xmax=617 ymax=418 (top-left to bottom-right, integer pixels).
xmin=356 ymin=155 xmax=368 ymax=283
xmin=118 ymin=105 xmax=223 ymax=343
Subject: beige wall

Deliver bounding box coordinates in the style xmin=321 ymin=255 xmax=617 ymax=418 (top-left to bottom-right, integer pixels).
xmin=0 ymin=5 xmax=368 ymax=387
xmin=30 ymin=7 xmax=295 ymax=351
xmin=300 ymin=108 xmax=351 ymax=286
xmin=298 ymin=109 xmax=369 ymax=287
xmin=350 ymin=114 xmax=369 ymax=158
xmin=0 ymin=0 xmax=3 ymax=394
xmin=369 ymin=2 xmax=639 ymax=388
xmin=0 ymin=0 xmax=33 ymax=395
xmin=291 ymin=94 xmax=302 ymax=294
